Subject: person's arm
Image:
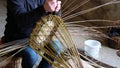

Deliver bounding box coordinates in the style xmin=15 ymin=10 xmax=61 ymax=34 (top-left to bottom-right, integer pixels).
xmin=7 ymin=0 xmax=46 ymax=27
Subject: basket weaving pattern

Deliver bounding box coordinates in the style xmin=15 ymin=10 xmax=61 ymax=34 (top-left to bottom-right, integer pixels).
xmin=30 ymin=15 xmax=83 ymax=68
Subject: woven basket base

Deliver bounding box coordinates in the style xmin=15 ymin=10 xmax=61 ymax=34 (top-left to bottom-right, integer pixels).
xmin=108 ymin=36 xmax=120 ymax=49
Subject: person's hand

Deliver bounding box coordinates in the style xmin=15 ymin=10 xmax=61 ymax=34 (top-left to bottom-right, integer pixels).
xmin=44 ymin=0 xmax=61 ymax=12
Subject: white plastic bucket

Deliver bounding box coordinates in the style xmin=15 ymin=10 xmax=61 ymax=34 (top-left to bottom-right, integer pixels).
xmin=84 ymin=40 xmax=101 ymax=59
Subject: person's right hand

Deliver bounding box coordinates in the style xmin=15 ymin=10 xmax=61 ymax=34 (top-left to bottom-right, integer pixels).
xmin=44 ymin=0 xmax=61 ymax=12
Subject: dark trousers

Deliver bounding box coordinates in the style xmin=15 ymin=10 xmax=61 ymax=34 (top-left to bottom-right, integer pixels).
xmin=15 ymin=40 xmax=62 ymax=68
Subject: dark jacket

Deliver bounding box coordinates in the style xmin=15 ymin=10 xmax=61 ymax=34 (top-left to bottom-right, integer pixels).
xmin=3 ymin=0 xmax=47 ymax=42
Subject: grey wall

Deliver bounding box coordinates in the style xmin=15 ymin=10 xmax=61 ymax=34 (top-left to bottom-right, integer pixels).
xmin=0 ymin=0 xmax=6 ymax=37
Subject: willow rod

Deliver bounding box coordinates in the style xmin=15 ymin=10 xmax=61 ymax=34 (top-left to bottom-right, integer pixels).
xmin=62 ymin=0 xmax=90 ymax=17
xmin=62 ymin=0 xmax=77 ymax=13
xmin=63 ymin=0 xmax=120 ymax=21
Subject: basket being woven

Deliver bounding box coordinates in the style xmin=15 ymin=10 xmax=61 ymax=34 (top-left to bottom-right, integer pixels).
xmin=30 ymin=14 xmax=83 ymax=68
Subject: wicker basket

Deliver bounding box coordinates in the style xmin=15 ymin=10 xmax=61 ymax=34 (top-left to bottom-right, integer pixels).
xmin=108 ymin=36 xmax=120 ymax=49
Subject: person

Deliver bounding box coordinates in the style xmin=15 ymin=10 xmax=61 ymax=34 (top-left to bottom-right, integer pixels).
xmin=1 ymin=0 xmax=61 ymax=68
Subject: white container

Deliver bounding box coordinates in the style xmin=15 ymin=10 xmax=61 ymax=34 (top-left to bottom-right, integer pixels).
xmin=84 ymin=40 xmax=101 ymax=59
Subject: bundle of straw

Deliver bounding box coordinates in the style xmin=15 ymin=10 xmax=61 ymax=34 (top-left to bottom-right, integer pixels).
xmin=0 ymin=38 xmax=28 ymax=67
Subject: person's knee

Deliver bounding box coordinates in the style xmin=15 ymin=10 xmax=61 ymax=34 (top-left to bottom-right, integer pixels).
xmin=23 ymin=46 xmax=38 ymax=63
xmin=17 ymin=46 xmax=38 ymax=68
xmin=50 ymin=40 xmax=63 ymax=55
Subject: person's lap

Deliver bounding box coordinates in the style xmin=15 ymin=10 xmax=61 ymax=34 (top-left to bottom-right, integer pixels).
xmin=16 ymin=40 xmax=62 ymax=68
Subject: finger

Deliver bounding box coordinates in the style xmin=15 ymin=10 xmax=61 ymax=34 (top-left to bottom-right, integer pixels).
xmin=55 ymin=1 xmax=61 ymax=12
xmin=57 ymin=1 xmax=61 ymax=5
xmin=55 ymin=5 xmax=61 ymax=12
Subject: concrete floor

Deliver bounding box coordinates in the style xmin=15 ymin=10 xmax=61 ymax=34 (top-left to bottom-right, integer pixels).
xmin=0 ymin=0 xmax=120 ymax=68
xmin=72 ymin=36 xmax=120 ymax=68
xmin=99 ymin=46 xmax=120 ymax=68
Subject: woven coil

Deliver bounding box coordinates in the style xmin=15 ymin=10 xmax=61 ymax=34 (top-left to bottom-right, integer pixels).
xmin=108 ymin=36 xmax=120 ymax=49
